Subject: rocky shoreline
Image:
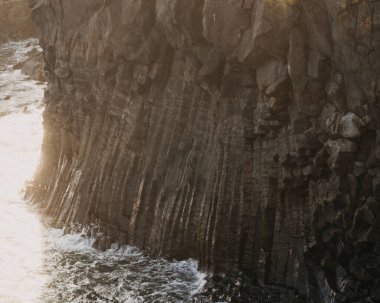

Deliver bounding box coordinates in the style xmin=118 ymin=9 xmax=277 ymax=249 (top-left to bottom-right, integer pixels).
xmin=13 ymin=44 xmax=45 ymax=82
xmin=28 ymin=1 xmax=380 ymax=302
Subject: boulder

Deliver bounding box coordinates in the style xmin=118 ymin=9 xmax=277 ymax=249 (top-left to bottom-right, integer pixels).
xmin=339 ymin=112 xmax=365 ymax=139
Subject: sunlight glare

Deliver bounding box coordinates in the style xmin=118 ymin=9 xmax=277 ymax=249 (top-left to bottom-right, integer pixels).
xmin=0 ymin=107 xmax=46 ymax=303
xmin=0 ymin=40 xmax=47 ymax=303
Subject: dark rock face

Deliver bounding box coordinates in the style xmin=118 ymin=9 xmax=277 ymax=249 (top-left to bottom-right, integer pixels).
xmin=29 ymin=0 xmax=380 ymax=302
xmin=0 ymin=0 xmax=37 ymax=40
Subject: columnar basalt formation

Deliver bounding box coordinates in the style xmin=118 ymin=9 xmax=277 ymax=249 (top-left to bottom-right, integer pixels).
xmin=29 ymin=0 xmax=380 ymax=302
xmin=0 ymin=0 xmax=36 ymax=40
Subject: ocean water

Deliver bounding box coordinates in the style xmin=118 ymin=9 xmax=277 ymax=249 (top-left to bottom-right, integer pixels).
xmin=0 ymin=40 xmax=205 ymax=303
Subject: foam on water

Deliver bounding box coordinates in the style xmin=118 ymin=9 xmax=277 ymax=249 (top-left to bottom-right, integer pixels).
xmin=0 ymin=40 xmax=206 ymax=303
xmin=41 ymin=227 xmax=206 ymax=303
xmin=0 ymin=39 xmax=46 ymax=303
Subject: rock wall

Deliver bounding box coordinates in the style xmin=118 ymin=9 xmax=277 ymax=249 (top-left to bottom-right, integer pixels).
xmin=29 ymin=0 xmax=380 ymax=302
xmin=0 ymin=0 xmax=36 ymax=40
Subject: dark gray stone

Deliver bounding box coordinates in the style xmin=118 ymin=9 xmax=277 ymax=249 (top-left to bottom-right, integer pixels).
xmin=27 ymin=0 xmax=380 ymax=302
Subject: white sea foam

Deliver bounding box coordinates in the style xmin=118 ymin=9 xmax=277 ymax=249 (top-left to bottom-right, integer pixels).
xmin=41 ymin=227 xmax=207 ymax=302
xmin=45 ymin=228 xmax=97 ymax=253
xmin=0 ymin=39 xmax=46 ymax=303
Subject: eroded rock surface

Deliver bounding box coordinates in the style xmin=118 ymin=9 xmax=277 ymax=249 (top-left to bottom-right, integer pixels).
xmin=0 ymin=0 xmax=37 ymax=40
xmin=29 ymin=0 xmax=380 ymax=302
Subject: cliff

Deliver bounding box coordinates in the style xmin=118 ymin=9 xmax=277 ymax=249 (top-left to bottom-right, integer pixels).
xmin=29 ymin=0 xmax=380 ymax=302
xmin=0 ymin=0 xmax=37 ymax=40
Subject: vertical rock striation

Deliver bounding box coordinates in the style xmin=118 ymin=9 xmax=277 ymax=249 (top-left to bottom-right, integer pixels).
xmin=29 ymin=0 xmax=380 ymax=301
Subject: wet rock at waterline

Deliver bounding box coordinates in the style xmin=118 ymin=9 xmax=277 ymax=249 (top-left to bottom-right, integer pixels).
xmin=28 ymin=0 xmax=380 ymax=302
xmin=13 ymin=46 xmax=45 ymax=82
